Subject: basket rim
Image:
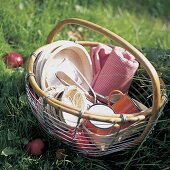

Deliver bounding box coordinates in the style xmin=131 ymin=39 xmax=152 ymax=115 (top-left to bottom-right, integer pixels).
xmin=26 ymin=70 xmax=167 ymax=123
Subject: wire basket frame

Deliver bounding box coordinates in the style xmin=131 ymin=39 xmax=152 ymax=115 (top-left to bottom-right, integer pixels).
xmin=25 ymin=70 xmax=167 ymax=156
xmin=26 ymin=18 xmax=168 ymax=157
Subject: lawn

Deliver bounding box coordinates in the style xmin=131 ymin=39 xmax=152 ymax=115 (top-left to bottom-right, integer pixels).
xmin=0 ymin=0 xmax=170 ymax=169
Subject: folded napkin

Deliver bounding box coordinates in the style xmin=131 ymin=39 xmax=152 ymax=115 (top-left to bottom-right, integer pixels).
xmin=91 ymin=44 xmax=139 ymax=96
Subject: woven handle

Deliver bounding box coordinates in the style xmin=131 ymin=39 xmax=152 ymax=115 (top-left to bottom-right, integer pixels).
xmin=28 ymin=18 xmax=162 ymax=144
xmin=47 ymin=17 xmax=161 ymax=113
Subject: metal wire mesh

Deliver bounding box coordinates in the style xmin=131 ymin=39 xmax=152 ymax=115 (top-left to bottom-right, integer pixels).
xmin=25 ymin=63 xmax=168 ymax=157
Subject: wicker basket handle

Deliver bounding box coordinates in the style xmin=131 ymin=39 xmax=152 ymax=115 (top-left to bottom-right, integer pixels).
xmin=47 ymin=18 xmax=161 ymax=115
xmin=44 ymin=18 xmax=162 ymax=144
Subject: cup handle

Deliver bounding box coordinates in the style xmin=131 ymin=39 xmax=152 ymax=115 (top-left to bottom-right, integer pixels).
xmin=108 ymin=90 xmax=124 ymax=107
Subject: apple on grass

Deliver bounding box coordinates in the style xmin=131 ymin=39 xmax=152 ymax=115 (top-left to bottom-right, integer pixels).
xmin=4 ymin=52 xmax=24 ymax=68
xmin=26 ymin=138 xmax=45 ymax=156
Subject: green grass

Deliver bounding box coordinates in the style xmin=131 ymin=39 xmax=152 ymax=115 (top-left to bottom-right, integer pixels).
xmin=0 ymin=0 xmax=170 ymax=169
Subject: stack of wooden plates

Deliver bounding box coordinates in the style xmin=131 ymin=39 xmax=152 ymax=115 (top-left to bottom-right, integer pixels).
xmin=34 ymin=40 xmax=92 ymax=128
xmin=33 ymin=40 xmax=93 ymax=91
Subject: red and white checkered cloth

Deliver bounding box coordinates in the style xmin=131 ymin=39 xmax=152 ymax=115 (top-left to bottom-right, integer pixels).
xmin=90 ymin=44 xmax=139 ymax=96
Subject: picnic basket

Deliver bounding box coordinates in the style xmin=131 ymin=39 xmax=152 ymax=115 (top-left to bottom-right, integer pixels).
xmin=26 ymin=18 xmax=168 ymax=157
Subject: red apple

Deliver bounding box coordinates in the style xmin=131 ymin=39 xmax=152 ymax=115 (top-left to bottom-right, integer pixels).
xmin=58 ymin=129 xmax=91 ymax=150
xmin=26 ymin=138 xmax=45 ymax=156
xmin=75 ymin=131 xmax=90 ymax=149
xmin=4 ymin=52 xmax=24 ymax=68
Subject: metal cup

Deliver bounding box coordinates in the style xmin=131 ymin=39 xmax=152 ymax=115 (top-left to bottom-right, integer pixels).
xmin=108 ymin=90 xmax=141 ymax=129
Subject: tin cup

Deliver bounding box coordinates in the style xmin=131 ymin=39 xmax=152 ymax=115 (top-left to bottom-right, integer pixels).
xmin=108 ymin=90 xmax=141 ymax=129
xmin=83 ymin=104 xmax=120 ymax=135
xmin=83 ymin=124 xmax=118 ymax=151
xmin=82 ymin=104 xmax=120 ymax=151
